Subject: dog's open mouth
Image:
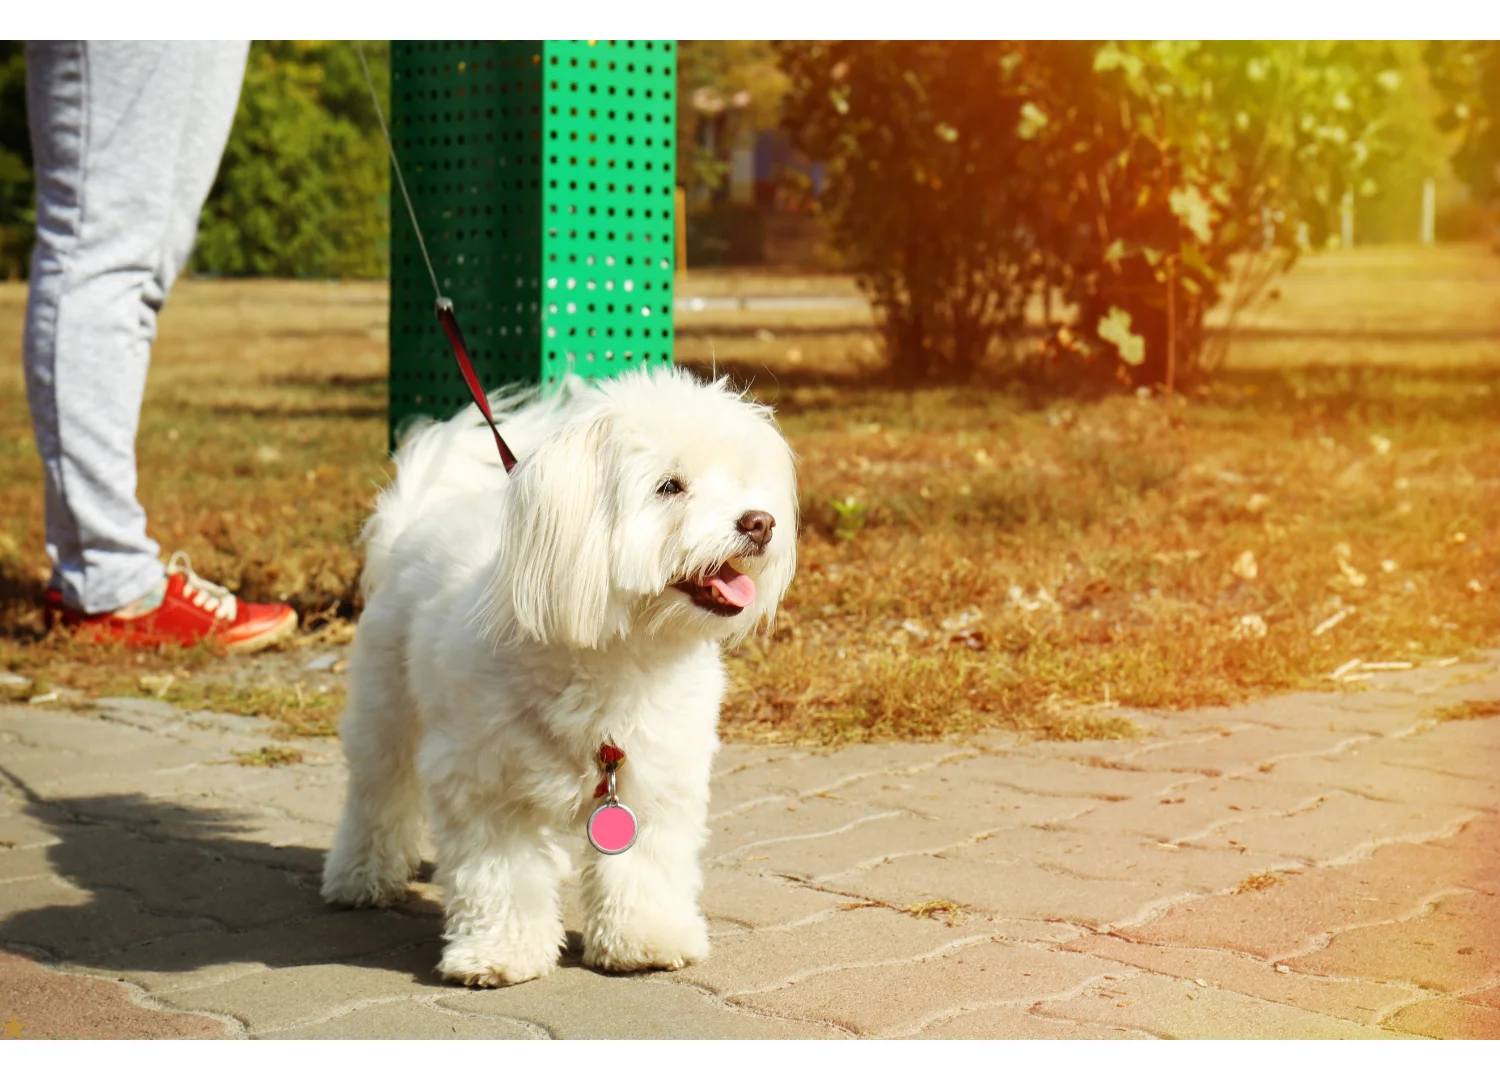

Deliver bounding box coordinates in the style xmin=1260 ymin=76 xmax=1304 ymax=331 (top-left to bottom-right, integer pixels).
xmin=674 ymin=563 xmax=756 ymax=617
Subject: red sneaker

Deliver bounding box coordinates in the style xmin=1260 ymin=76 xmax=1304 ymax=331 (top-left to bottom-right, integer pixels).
xmin=45 ymin=552 xmax=298 ymax=653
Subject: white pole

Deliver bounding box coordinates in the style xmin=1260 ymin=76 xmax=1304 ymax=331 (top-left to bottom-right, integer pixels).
xmin=1340 ymin=190 xmax=1355 ymax=249
xmin=1421 ymin=177 xmax=1436 ymax=245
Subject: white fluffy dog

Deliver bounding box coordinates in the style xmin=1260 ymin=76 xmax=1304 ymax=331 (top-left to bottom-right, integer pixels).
xmin=321 ymin=366 xmax=797 ymax=987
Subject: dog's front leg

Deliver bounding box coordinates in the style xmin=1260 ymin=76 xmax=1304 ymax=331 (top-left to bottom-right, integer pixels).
xmin=580 ymin=805 xmax=711 ymax=973
xmin=431 ymin=808 xmax=567 ymax=988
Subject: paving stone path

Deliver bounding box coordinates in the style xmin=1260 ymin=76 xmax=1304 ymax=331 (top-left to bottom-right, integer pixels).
xmin=2 ymin=655 xmax=1497 ymax=1039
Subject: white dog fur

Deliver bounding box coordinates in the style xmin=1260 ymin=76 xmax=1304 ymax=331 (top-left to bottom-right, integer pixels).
xmin=321 ymin=367 xmax=798 ymax=987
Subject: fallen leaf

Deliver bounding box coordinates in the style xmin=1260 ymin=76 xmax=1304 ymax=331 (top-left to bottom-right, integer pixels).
xmin=1313 ymin=609 xmax=1353 ymax=637
xmin=1338 ymin=556 xmax=1368 ymax=588
xmin=138 ymin=673 xmax=175 ymax=698
xmin=1233 ymin=614 xmax=1268 ymax=640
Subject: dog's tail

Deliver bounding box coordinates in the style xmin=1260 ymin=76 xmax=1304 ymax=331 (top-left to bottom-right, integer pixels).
xmin=360 ymin=386 xmax=544 ymax=601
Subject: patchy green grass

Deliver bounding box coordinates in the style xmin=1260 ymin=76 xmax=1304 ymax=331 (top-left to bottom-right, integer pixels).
xmin=3 ymin=248 xmax=1500 ymax=745
xmin=162 ymin=681 xmax=344 ymax=739
xmin=232 ymin=744 xmax=306 ymax=768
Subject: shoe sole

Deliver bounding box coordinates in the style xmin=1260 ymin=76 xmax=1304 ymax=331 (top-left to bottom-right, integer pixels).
xmin=223 ymin=609 xmax=301 ymax=654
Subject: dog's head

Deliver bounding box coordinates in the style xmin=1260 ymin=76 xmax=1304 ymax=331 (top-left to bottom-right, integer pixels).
xmin=488 ymin=367 xmax=798 ymax=650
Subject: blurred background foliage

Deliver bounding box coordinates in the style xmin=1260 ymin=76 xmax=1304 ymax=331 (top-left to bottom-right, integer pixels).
xmin=0 ymin=39 xmax=1495 ymax=390
xmin=777 ymin=40 xmax=1491 ymax=389
xmin=194 ymin=40 xmax=391 ymax=279
xmin=0 ymin=40 xmax=391 ymax=281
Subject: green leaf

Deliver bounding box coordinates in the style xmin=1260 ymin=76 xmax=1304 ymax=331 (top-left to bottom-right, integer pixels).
xmin=1017 ymin=102 xmax=1049 ymax=140
xmin=1179 ymin=243 xmax=1216 ymax=281
xmin=1103 ymin=238 xmax=1127 ymax=265
xmin=1169 ymin=185 xmax=1215 ymax=244
xmin=934 ymin=122 xmax=959 ymax=143
xmin=1097 ymin=306 xmax=1146 ymax=366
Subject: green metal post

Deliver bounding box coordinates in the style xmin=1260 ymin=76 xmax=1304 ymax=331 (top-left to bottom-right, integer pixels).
xmin=388 ymin=40 xmax=677 ymax=446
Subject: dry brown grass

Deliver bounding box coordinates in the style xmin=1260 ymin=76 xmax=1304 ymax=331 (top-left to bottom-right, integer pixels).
xmin=1433 ymin=699 xmax=1500 ymax=722
xmin=838 ymin=897 xmax=969 ymax=926
xmin=3 ymin=248 xmax=1500 ymax=745
xmin=1234 ymin=870 xmax=1291 ymax=894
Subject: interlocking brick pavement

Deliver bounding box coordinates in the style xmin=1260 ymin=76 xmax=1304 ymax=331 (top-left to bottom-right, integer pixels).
xmin=2 ymin=654 xmax=1498 ymax=1039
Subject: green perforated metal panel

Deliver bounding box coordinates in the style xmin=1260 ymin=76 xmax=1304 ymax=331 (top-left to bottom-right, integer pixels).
xmin=388 ymin=40 xmax=677 ymax=446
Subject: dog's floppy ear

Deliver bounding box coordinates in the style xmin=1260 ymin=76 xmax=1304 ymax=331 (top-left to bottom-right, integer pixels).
xmin=488 ymin=411 xmax=617 ymax=649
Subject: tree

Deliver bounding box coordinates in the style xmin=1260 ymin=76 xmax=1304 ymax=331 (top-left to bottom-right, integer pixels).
xmin=194 ymin=41 xmax=390 ymax=278
xmin=677 ymin=41 xmax=789 ymax=206
xmin=1358 ymin=41 xmax=1458 ymax=244
xmin=1425 ymin=42 xmax=1500 ymax=213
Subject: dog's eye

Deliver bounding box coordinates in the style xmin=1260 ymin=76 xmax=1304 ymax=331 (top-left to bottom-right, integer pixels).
xmin=656 ymin=478 xmax=685 ymax=497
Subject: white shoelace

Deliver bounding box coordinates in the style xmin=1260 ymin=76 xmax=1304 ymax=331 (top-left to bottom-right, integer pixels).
xmin=167 ymin=551 xmax=238 ymax=622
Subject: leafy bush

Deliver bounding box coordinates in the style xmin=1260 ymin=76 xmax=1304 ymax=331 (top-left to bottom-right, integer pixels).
xmin=779 ymin=41 xmax=1409 ymax=389
xmin=0 ymin=42 xmax=33 ymax=280
xmin=0 ymin=41 xmax=391 ymax=281
xmin=779 ymin=42 xmax=1050 ymax=384
xmin=194 ymin=41 xmax=389 ymax=279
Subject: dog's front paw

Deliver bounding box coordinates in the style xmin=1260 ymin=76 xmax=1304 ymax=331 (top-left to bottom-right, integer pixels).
xmin=584 ymin=913 xmax=711 ymax=973
xmin=438 ymin=934 xmax=560 ymax=988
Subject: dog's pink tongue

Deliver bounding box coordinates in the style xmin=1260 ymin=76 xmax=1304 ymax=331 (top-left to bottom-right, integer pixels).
xmin=707 ymin=565 xmax=756 ymax=608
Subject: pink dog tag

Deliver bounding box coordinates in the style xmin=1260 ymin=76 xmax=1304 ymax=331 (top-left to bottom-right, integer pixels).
xmin=588 ymin=742 xmax=638 ymax=855
xmin=588 ymin=800 xmax=638 ymax=855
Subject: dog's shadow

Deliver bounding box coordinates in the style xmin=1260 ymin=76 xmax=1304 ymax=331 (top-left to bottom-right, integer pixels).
xmin=0 ymin=790 xmax=596 ymax=988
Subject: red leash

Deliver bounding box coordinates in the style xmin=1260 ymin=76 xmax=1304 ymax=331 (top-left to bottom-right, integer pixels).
xmin=434 ymin=298 xmax=519 ymax=473
xmin=357 ymin=46 xmax=519 ymax=475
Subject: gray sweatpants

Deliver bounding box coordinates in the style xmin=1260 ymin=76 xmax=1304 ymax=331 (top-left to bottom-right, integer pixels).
xmin=23 ymin=41 xmax=249 ymax=614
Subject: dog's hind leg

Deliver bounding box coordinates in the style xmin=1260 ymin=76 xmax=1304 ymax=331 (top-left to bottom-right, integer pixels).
xmin=321 ymin=625 xmax=424 ymax=908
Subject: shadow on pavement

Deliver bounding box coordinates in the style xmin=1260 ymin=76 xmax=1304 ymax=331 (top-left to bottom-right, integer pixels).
xmin=0 ymin=789 xmax=485 ymax=985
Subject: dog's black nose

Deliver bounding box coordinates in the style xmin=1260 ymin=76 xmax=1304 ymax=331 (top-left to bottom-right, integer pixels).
xmin=737 ymin=510 xmax=775 ymax=548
